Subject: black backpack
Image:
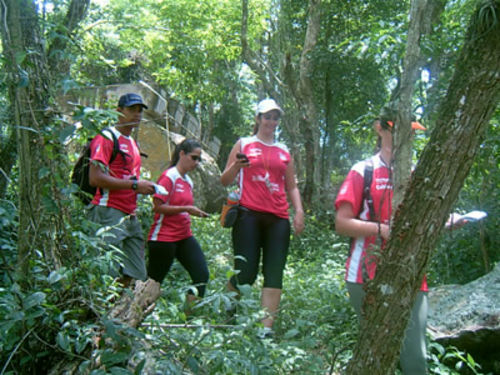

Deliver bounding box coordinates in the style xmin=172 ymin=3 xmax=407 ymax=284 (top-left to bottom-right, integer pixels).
xmin=71 ymin=128 xmax=123 ymax=205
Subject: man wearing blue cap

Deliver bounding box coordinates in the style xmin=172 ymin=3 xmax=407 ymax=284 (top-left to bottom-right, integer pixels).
xmin=88 ymin=93 xmax=156 ymax=286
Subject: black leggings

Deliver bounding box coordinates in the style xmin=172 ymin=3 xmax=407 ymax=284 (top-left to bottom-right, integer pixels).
xmin=230 ymin=207 xmax=290 ymax=289
xmin=147 ymin=236 xmax=209 ymax=297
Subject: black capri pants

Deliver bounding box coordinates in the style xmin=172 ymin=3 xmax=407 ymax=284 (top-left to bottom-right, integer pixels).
xmin=230 ymin=207 xmax=290 ymax=289
xmin=147 ymin=236 xmax=209 ymax=297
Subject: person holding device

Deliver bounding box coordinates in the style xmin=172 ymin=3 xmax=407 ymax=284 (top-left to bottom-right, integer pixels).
xmin=221 ymin=98 xmax=304 ymax=336
xmin=88 ymin=93 xmax=156 ymax=287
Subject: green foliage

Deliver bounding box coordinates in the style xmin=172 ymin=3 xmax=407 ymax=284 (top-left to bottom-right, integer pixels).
xmin=2 ymin=199 xmax=488 ymax=374
xmin=0 ymin=197 xmax=129 ymax=373
xmin=428 ymin=342 xmax=487 ymax=375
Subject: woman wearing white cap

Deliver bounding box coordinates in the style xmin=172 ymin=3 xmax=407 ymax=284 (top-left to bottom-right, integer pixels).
xmin=335 ymin=116 xmax=428 ymax=374
xmin=221 ymin=98 xmax=304 ymax=336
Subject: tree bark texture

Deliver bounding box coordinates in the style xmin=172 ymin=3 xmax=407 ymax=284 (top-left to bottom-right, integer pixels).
xmin=48 ymin=279 xmax=161 ymax=375
xmin=346 ymin=1 xmax=500 ymax=373
xmin=241 ymin=0 xmax=322 ymax=204
xmin=393 ymin=0 xmax=432 ymax=212
xmin=240 ymin=0 xmax=281 ymax=100
xmin=297 ymin=0 xmax=321 ymax=204
xmin=108 ymin=279 xmax=162 ymax=328
xmin=0 ymin=0 xmax=51 ymax=273
xmin=47 ymin=0 xmax=91 ymax=73
xmin=0 ymin=0 xmax=91 ymax=273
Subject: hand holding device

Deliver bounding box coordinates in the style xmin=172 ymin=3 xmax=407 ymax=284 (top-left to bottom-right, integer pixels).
xmin=236 ymin=153 xmax=249 ymax=162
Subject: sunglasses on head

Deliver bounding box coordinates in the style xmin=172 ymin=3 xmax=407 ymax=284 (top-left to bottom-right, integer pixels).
xmin=190 ymin=154 xmax=202 ymax=162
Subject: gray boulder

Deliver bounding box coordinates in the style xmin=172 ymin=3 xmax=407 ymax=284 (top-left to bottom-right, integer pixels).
xmin=137 ymin=123 xmax=226 ymax=213
xmin=428 ymin=262 xmax=500 ymax=373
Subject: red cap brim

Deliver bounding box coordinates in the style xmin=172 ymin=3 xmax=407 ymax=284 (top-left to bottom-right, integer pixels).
xmin=386 ymin=120 xmax=426 ymax=131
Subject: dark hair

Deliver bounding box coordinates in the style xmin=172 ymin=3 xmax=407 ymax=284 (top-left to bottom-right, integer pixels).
xmin=169 ymin=138 xmax=202 ymax=167
xmin=253 ymin=114 xmax=261 ymax=135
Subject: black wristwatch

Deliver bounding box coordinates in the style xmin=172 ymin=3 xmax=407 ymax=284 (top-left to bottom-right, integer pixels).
xmin=131 ymin=181 xmax=138 ymax=191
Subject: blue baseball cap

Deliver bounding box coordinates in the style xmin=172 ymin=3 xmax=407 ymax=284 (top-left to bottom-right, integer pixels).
xmin=118 ymin=93 xmax=148 ymax=109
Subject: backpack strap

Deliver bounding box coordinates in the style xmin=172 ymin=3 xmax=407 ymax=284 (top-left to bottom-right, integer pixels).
xmin=101 ymin=127 xmax=128 ymax=165
xmin=362 ymin=158 xmax=376 ymax=222
xmin=361 ymin=158 xmax=378 ymax=283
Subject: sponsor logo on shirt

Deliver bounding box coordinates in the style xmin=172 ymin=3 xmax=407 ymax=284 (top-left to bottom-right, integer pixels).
xmin=375 ymin=177 xmax=392 ymax=191
xmin=247 ymin=147 xmax=262 ymax=158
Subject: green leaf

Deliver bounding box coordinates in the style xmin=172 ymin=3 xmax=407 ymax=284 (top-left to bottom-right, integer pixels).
xmin=100 ymin=350 xmax=129 ymax=367
xmin=59 ymin=124 xmax=76 ymax=143
xmin=56 ymin=332 xmax=70 ymax=351
xmin=109 ymin=367 xmax=132 ymax=375
xmin=47 ymin=271 xmax=64 ymax=284
xmin=39 ymin=167 xmax=51 ymax=179
xmin=42 ymin=195 xmax=59 ymax=214
xmin=17 ymin=69 xmax=29 ymax=88
xmin=15 ymin=51 xmax=27 ymax=65
xmin=23 ymin=292 xmax=46 ymax=309
xmin=134 ymin=359 xmax=146 ymax=375
xmin=283 ymin=328 xmax=300 ymax=339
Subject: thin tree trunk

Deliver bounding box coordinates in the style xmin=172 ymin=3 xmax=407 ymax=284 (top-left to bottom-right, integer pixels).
xmin=241 ymin=0 xmax=321 ymax=202
xmin=297 ymin=0 xmax=321 ymax=204
xmin=346 ymin=1 xmax=500 ymax=373
xmin=393 ymin=0 xmax=434 ymax=212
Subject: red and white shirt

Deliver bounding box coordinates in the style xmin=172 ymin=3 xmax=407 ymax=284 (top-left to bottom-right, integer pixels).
xmin=239 ymin=136 xmax=291 ymax=219
xmin=335 ymin=153 xmax=428 ymax=291
xmin=90 ymin=127 xmax=141 ymax=215
xmin=148 ymin=167 xmax=194 ymax=242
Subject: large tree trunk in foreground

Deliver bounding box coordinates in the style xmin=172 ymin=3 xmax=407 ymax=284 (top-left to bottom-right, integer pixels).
xmin=0 ymin=0 xmax=91 ymax=273
xmin=346 ymin=1 xmax=500 ymax=373
xmin=0 ymin=0 xmax=51 ymax=273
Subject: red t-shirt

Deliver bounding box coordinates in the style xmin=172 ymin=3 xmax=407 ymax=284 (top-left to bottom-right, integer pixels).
xmin=90 ymin=127 xmax=141 ymax=215
xmin=148 ymin=167 xmax=193 ymax=242
xmin=335 ymin=153 xmax=428 ymax=291
xmin=238 ymin=136 xmax=291 ymax=219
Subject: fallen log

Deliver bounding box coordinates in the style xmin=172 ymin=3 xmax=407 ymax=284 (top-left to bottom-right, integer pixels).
xmin=48 ymin=278 xmax=161 ymax=375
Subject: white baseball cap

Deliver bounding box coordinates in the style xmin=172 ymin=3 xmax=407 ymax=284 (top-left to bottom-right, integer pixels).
xmin=256 ymin=99 xmax=284 ymax=116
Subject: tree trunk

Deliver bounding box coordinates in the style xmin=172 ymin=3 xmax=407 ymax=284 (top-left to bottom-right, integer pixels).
xmin=0 ymin=0 xmax=91 ymax=273
xmin=241 ymin=0 xmax=322 ymax=203
xmin=297 ymin=0 xmax=321 ymax=204
xmin=346 ymin=1 xmax=500 ymax=373
xmin=393 ymin=0 xmax=433 ymax=211
xmin=0 ymin=0 xmax=51 ymax=273
xmin=48 ymin=279 xmax=162 ymax=375
xmin=47 ymin=0 xmax=90 ymax=73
